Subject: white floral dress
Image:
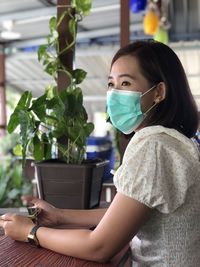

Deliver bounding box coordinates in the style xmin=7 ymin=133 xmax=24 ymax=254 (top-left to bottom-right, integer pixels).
xmin=114 ymin=126 xmax=200 ymax=267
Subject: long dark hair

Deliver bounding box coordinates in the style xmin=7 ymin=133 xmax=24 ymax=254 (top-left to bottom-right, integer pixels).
xmin=111 ymin=40 xmax=199 ymax=138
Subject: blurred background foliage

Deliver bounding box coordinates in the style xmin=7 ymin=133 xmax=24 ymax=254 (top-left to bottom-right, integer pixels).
xmin=0 ymin=133 xmax=32 ymax=207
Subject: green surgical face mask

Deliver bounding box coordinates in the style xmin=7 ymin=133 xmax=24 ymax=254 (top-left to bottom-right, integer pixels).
xmin=106 ymin=85 xmax=157 ymax=134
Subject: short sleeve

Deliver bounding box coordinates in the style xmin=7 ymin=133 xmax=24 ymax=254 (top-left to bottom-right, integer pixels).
xmin=113 ymin=135 xmax=198 ymax=213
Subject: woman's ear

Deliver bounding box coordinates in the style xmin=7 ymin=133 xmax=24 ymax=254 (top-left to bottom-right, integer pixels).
xmin=154 ymin=82 xmax=166 ymax=103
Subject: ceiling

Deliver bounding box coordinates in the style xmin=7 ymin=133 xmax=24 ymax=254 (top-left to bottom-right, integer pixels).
xmin=1 ymin=0 xmax=200 ymax=45
xmin=0 ymin=0 xmax=145 ymax=46
xmin=0 ymin=0 xmax=200 ymax=113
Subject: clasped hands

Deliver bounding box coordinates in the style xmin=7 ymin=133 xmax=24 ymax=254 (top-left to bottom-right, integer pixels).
xmin=0 ymin=195 xmax=59 ymax=242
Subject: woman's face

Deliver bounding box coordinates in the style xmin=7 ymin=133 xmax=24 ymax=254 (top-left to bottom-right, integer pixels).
xmin=108 ymin=55 xmax=157 ymax=113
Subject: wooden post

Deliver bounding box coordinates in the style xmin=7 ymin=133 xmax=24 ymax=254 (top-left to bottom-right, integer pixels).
xmin=119 ymin=0 xmax=132 ymax=162
xmin=57 ymin=0 xmax=74 ymax=91
xmin=0 ymin=48 xmax=6 ymax=138
xmin=120 ymin=0 xmax=130 ymax=48
xmin=57 ymin=0 xmax=74 ymax=147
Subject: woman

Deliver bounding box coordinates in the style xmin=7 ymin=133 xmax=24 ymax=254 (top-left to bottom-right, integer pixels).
xmin=1 ymin=40 xmax=200 ymax=266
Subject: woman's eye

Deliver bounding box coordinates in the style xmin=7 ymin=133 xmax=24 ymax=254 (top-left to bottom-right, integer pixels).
xmin=121 ymin=81 xmax=131 ymax=86
xmin=107 ymin=82 xmax=114 ymax=88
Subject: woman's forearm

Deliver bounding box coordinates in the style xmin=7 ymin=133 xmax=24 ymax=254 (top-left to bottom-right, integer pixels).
xmin=56 ymin=208 xmax=107 ymax=227
xmin=36 ymin=227 xmax=106 ymax=262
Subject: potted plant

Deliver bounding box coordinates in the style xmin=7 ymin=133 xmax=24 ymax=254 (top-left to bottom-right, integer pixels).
xmin=7 ymin=0 xmax=108 ymax=209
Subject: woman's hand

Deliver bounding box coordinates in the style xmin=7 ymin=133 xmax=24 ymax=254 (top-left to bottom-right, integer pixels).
xmin=0 ymin=213 xmax=35 ymax=242
xmin=22 ymin=195 xmax=60 ymax=227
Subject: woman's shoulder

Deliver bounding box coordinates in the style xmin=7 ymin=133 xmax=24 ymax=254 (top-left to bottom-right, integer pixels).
xmin=130 ymin=125 xmax=194 ymax=147
xmin=125 ymin=125 xmax=199 ymax=161
xmin=132 ymin=125 xmax=187 ymax=142
xmin=126 ymin=126 xmax=177 ymax=151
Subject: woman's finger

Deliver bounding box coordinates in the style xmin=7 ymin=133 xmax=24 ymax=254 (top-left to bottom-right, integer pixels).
xmin=21 ymin=195 xmax=39 ymax=206
xmin=1 ymin=213 xmax=15 ymax=221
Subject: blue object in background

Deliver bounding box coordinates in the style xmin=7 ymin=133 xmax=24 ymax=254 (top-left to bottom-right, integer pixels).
xmin=192 ymin=130 xmax=200 ymax=152
xmin=195 ymin=130 xmax=200 ymax=144
xmin=130 ymin=0 xmax=147 ymax=13
xmin=86 ymin=136 xmax=115 ymax=182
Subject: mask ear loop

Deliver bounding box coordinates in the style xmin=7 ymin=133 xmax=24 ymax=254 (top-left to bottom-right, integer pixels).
xmin=141 ymin=84 xmax=157 ymax=97
xmin=144 ymin=100 xmax=159 ymax=116
xmin=141 ymin=84 xmax=159 ymax=116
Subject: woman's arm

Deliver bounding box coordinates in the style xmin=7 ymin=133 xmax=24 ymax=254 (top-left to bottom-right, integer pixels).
xmin=56 ymin=208 xmax=107 ymax=227
xmin=22 ymin=195 xmax=107 ymax=227
xmin=1 ymin=193 xmax=151 ymax=263
xmin=35 ymin=192 xmax=151 ymax=262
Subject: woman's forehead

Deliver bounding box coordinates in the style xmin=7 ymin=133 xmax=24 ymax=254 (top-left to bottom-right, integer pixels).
xmin=110 ymin=55 xmax=141 ymax=77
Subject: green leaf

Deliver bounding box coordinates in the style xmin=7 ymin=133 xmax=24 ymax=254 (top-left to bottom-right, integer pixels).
xmin=33 ymin=135 xmax=44 ymax=161
xmin=46 ymin=85 xmax=56 ymax=98
xmin=73 ymin=87 xmax=83 ymax=105
xmin=80 ymin=106 xmax=88 ymax=121
xmin=52 ymin=121 xmax=66 ymax=138
xmin=38 ymin=44 xmax=48 ymax=61
xmin=7 ymin=112 xmax=20 ymax=133
xmin=42 ymin=133 xmax=52 ymax=159
xmin=7 ymin=91 xmax=32 ymax=133
xmin=49 ymin=16 xmax=57 ymax=33
xmin=31 ymin=93 xmax=47 ymax=121
xmin=44 ymin=61 xmax=57 ymax=76
xmin=49 ymin=98 xmax=65 ymax=121
xmin=17 ymin=91 xmax=32 ymax=108
xmin=72 ymin=69 xmax=87 ymax=84
xmin=52 ymin=30 xmax=59 ymax=40
xmin=13 ymin=144 xmax=23 ymax=156
xmin=65 ymin=88 xmax=83 ymax=116
xmin=85 ymin=122 xmax=94 ymax=136
xmin=72 ymin=0 xmax=92 ymax=16
xmin=18 ymin=110 xmax=33 ymax=166
xmin=68 ymin=125 xmax=81 ymax=142
xmin=69 ymin=18 xmax=77 ymax=39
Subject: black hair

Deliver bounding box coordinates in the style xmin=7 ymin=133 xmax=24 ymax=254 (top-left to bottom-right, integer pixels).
xmin=111 ymin=40 xmax=199 ymax=138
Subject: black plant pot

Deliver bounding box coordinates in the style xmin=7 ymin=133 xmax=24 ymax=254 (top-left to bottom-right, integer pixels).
xmin=34 ymin=159 xmax=108 ymax=209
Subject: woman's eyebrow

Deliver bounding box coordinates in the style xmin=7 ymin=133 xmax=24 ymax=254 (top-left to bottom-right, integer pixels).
xmin=108 ymin=74 xmax=135 ymax=80
xmin=119 ymin=74 xmax=135 ymax=79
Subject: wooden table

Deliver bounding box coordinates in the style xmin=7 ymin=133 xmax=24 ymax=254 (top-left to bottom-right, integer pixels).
xmin=0 ymin=228 xmax=131 ymax=267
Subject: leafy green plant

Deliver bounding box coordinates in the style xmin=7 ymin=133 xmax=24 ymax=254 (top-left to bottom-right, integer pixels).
xmin=0 ymin=134 xmax=32 ymax=208
xmin=7 ymin=0 xmax=94 ymax=166
xmin=0 ymin=156 xmax=32 ymax=207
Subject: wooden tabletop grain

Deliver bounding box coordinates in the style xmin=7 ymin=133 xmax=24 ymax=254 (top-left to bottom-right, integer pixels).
xmin=0 ymin=228 xmax=131 ymax=267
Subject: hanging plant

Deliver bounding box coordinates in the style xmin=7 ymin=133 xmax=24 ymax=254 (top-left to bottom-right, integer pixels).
xmin=7 ymin=0 xmax=94 ymax=166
